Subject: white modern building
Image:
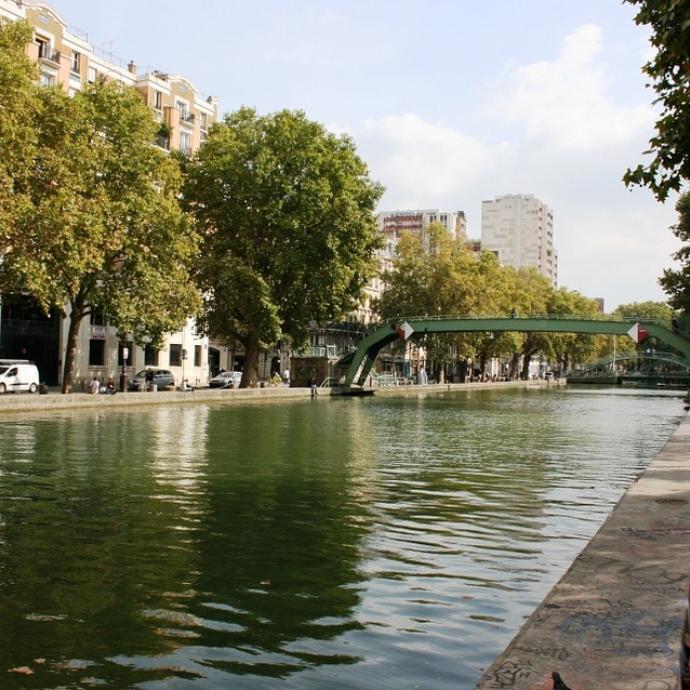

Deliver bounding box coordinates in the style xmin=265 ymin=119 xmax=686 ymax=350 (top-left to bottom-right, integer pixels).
xmin=480 ymin=194 xmax=558 ymax=286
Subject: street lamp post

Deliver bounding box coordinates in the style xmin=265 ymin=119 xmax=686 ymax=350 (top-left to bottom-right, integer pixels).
xmin=119 ymin=345 xmax=129 ymax=392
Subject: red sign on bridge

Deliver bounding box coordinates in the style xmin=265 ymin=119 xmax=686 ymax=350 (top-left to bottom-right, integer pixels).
xmin=626 ymin=323 xmax=649 ymax=344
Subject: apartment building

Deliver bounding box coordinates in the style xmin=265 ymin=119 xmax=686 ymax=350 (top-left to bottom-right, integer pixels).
xmin=136 ymin=70 xmax=218 ymax=155
xmin=0 ymin=0 xmax=220 ymax=388
xmin=480 ymin=194 xmax=558 ymax=286
xmin=378 ymin=209 xmax=467 ymax=246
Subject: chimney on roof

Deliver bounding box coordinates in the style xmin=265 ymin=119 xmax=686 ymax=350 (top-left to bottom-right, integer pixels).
xmin=127 ymin=60 xmax=136 ymax=74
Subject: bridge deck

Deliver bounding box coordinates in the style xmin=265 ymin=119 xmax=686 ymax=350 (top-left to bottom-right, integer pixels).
xmin=343 ymin=317 xmax=690 ymax=389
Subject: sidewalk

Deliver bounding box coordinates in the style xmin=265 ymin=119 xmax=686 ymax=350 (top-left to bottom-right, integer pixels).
xmin=474 ymin=413 xmax=690 ymax=690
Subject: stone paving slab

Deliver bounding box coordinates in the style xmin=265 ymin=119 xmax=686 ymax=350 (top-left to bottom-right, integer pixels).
xmin=474 ymin=414 xmax=690 ymax=690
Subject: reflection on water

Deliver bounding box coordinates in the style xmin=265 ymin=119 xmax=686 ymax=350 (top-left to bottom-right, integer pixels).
xmin=0 ymin=388 xmax=684 ymax=689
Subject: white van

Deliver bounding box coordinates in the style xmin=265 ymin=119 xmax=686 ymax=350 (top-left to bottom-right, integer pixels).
xmin=0 ymin=360 xmax=40 ymax=394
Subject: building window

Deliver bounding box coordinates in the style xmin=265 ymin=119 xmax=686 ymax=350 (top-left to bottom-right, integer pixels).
xmin=71 ymin=51 xmax=80 ymax=74
xmin=177 ymin=100 xmax=189 ymax=118
xmin=90 ymin=308 xmax=105 ymax=326
xmin=169 ymin=344 xmax=182 ymax=366
xmin=35 ymin=36 xmax=49 ymax=58
xmin=154 ymin=89 xmax=162 ymax=110
xmin=200 ymin=112 xmax=208 ymax=131
xmin=194 ymin=345 xmax=202 ymax=367
xmin=39 ymin=72 xmax=55 ymax=87
xmin=144 ymin=345 xmax=159 ymax=367
xmin=89 ymin=339 xmax=105 ymax=366
xmin=118 ymin=341 xmax=133 ymax=367
xmin=179 ymin=132 xmax=191 ymax=155
xmin=88 ymin=66 xmax=97 ymax=83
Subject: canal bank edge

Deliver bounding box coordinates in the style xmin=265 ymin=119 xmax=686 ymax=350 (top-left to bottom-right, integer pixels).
xmin=0 ymin=379 xmax=550 ymax=414
xmin=473 ymin=410 xmax=690 ymax=690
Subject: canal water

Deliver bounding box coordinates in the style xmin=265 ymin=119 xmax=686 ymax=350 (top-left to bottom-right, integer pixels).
xmin=0 ymin=387 xmax=684 ymax=689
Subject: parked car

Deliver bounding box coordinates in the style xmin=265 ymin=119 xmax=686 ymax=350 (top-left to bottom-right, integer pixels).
xmin=209 ymin=371 xmax=243 ymax=389
xmin=128 ymin=369 xmax=174 ymax=391
xmin=0 ymin=360 xmax=40 ymax=394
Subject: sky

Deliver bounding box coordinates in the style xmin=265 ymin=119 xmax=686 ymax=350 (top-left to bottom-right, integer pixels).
xmin=48 ymin=0 xmax=683 ymax=309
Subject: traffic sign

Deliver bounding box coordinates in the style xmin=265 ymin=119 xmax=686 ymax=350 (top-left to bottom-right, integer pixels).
xmin=396 ymin=321 xmax=415 ymax=341
xmin=626 ymin=323 xmax=649 ymax=344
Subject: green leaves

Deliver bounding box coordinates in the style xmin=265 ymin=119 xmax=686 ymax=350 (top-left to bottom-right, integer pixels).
xmin=659 ymin=192 xmax=690 ymax=312
xmin=0 ymin=51 xmax=201 ymax=388
xmin=184 ymin=107 xmax=383 ymax=380
xmin=623 ymin=0 xmax=690 ymax=201
xmin=378 ymin=229 xmax=602 ymax=370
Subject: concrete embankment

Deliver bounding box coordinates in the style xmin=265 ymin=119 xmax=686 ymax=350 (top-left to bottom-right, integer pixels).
xmin=474 ymin=412 xmax=690 ymax=690
xmin=374 ymin=379 xmax=550 ymax=397
xmin=0 ymin=379 xmax=549 ymax=414
xmin=0 ymin=385 xmax=335 ymax=414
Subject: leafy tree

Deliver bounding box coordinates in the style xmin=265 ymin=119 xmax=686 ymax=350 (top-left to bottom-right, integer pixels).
xmin=376 ymin=224 xmax=476 ymax=378
xmin=623 ymin=0 xmax=690 ymax=201
xmin=659 ymin=193 xmax=690 ymax=317
xmin=610 ymin=298 xmax=676 ymax=357
xmin=0 ymin=20 xmax=37 ymax=248
xmin=184 ymin=107 xmax=383 ymax=387
xmin=501 ymin=268 xmax=553 ymax=379
xmin=376 ymin=226 xmax=525 ymax=378
xmin=0 ymin=80 xmax=201 ymax=392
xmin=614 ymin=299 xmax=674 ymax=322
xmin=547 ymin=288 xmax=601 ymax=372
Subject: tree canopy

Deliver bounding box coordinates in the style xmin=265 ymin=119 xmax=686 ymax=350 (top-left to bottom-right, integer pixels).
xmin=376 ymin=225 xmax=601 ymax=378
xmin=659 ymin=193 xmax=690 ymax=315
xmin=623 ymin=0 xmax=690 ymax=201
xmin=0 ymin=20 xmax=37 ymax=249
xmin=184 ymin=107 xmax=383 ymax=386
xmin=0 ymin=25 xmax=201 ymax=392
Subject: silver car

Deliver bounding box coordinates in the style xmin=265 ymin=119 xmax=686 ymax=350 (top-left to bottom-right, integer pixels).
xmin=209 ymin=371 xmax=242 ymax=388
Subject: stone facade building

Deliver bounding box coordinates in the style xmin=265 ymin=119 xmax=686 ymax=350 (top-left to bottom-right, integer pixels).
xmin=0 ymin=0 xmax=220 ymax=387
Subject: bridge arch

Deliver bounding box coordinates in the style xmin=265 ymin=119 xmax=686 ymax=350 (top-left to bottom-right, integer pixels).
xmin=341 ymin=316 xmax=690 ymax=389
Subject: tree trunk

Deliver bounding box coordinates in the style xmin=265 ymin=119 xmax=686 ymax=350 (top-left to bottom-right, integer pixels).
xmin=241 ymin=334 xmax=260 ymax=388
xmin=521 ymin=352 xmax=533 ymax=380
xmin=479 ymin=351 xmax=487 ymax=378
xmin=509 ymin=352 xmax=520 ymax=380
xmin=61 ymin=292 xmax=86 ymax=394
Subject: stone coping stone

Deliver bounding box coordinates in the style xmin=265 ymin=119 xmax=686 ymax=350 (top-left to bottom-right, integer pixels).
xmin=374 ymin=379 xmax=551 ymax=397
xmin=474 ymin=413 xmax=690 ymax=690
xmin=0 ymin=385 xmax=332 ymax=413
xmin=0 ymin=380 xmax=550 ymax=414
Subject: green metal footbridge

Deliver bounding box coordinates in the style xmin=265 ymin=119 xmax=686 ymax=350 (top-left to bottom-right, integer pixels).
xmin=567 ymin=352 xmax=690 ymax=387
xmin=340 ymin=316 xmax=690 ymax=390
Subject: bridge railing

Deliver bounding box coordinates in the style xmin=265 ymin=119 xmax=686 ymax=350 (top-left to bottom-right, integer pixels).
xmin=360 ymin=314 xmax=673 ymax=336
xmin=572 ymin=352 xmax=690 ymax=375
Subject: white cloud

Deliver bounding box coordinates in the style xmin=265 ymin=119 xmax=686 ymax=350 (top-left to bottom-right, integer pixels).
xmin=347 ymin=24 xmax=678 ymax=308
xmin=495 ymin=24 xmax=653 ymax=152
xmin=358 ymin=114 xmax=509 ymax=210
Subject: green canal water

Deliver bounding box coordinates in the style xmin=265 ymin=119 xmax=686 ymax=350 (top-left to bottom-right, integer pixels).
xmin=0 ymin=386 xmax=685 ymax=689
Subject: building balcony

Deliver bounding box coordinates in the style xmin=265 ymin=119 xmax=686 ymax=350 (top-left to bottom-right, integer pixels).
xmin=39 ymin=49 xmax=61 ymax=66
xmin=179 ymin=112 xmax=195 ymax=126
